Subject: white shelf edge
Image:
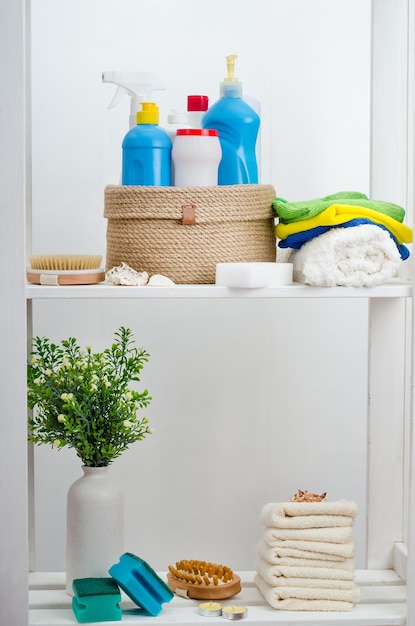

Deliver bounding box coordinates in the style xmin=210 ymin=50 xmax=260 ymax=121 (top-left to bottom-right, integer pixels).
xmin=26 ymin=280 xmax=412 ymax=300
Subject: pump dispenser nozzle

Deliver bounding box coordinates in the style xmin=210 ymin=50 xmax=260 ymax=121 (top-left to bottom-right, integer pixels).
xmin=220 ymin=54 xmax=242 ymax=98
xmin=102 ymin=71 xmax=166 ymax=129
xmin=225 ymin=55 xmax=237 ymax=82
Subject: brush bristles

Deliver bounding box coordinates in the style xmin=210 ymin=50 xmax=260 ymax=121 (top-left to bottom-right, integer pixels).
xmin=29 ymin=254 xmax=102 ymax=271
xmin=168 ymin=560 xmax=234 ymax=586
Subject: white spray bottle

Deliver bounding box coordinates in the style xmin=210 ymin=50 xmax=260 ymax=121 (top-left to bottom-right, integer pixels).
xmin=103 ymin=72 xmax=167 ymax=183
xmin=102 ymin=71 xmax=166 ymax=129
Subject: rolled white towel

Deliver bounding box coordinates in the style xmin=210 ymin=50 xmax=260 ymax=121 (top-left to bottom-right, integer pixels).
xmin=287 ymin=224 xmax=401 ymax=287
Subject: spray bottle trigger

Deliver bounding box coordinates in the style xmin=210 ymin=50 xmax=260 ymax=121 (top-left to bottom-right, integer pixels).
xmin=107 ymin=86 xmax=129 ymax=109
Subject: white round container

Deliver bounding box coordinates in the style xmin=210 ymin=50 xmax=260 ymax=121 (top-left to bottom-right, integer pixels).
xmin=172 ymin=128 xmax=222 ymax=187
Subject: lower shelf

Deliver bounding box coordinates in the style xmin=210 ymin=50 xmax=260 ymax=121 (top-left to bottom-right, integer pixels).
xmin=29 ymin=570 xmax=406 ymax=625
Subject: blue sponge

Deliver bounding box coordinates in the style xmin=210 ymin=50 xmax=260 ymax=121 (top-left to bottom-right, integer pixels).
xmin=72 ymin=577 xmax=122 ymax=623
xmin=109 ymin=553 xmax=174 ymax=616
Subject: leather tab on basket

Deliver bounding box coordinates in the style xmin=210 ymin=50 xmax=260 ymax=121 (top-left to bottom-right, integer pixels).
xmin=182 ymin=204 xmax=196 ymax=225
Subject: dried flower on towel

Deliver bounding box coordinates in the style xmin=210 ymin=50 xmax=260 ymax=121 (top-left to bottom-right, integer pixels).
xmin=291 ymin=490 xmax=327 ymax=502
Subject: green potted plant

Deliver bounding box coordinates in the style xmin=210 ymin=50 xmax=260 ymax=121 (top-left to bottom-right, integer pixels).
xmin=27 ymin=325 xmax=152 ymax=593
xmin=27 ymin=325 xmax=152 ymax=466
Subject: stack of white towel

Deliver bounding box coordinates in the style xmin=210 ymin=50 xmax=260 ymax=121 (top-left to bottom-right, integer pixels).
xmin=254 ymin=500 xmax=361 ymax=611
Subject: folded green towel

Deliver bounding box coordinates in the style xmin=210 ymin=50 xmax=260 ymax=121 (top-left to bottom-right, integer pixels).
xmin=273 ymin=192 xmax=405 ymax=224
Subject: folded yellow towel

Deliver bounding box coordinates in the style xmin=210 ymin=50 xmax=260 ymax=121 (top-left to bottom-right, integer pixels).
xmin=254 ymin=557 xmax=355 ymax=583
xmin=263 ymin=525 xmax=353 ymax=545
xmin=255 ymin=558 xmax=355 ymax=587
xmin=254 ymin=573 xmax=360 ymax=606
xmin=255 ymin=573 xmax=358 ymax=611
xmin=257 ymin=539 xmax=355 ymax=569
xmin=260 ymin=502 xmax=356 ymax=528
xmin=275 ymin=204 xmax=413 ymax=245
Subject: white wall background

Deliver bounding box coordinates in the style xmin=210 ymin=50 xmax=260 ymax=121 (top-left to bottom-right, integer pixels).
xmin=31 ymin=0 xmax=372 ymax=258
xmin=30 ymin=0 xmax=374 ymax=572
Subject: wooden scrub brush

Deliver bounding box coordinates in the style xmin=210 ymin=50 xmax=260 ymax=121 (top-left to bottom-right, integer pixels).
xmin=27 ymin=254 xmax=105 ymax=285
xmin=167 ymin=559 xmax=241 ymax=600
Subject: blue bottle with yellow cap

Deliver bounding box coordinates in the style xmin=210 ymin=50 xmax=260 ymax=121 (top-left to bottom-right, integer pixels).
xmin=122 ymin=102 xmax=172 ymax=186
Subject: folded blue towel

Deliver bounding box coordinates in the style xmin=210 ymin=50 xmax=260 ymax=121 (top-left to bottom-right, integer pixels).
xmin=278 ymin=218 xmax=410 ymax=260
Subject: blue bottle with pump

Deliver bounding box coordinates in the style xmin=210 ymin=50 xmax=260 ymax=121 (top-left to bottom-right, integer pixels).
xmin=122 ymin=102 xmax=171 ymax=186
xmin=202 ymin=55 xmax=259 ymax=185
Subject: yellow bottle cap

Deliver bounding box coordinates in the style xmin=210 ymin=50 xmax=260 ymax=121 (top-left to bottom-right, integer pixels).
xmin=136 ymin=102 xmax=159 ymax=125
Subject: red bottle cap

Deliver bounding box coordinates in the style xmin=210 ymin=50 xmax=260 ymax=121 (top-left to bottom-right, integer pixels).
xmin=176 ymin=128 xmax=218 ymax=136
xmin=187 ymin=95 xmax=209 ymax=112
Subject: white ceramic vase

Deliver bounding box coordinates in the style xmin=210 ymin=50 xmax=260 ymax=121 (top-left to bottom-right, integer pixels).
xmin=66 ymin=466 xmax=124 ymax=595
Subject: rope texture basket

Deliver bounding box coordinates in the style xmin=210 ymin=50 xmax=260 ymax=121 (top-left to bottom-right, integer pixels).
xmin=104 ymin=184 xmax=276 ymax=284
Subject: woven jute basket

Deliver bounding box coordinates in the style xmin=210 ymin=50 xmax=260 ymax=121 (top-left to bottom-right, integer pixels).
xmin=104 ymin=184 xmax=276 ymax=284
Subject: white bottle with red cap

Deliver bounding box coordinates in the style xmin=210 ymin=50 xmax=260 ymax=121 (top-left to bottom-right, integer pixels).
xmin=165 ymin=110 xmax=192 ymax=140
xmin=187 ymin=95 xmax=209 ymax=128
xmin=172 ymin=128 xmax=222 ymax=187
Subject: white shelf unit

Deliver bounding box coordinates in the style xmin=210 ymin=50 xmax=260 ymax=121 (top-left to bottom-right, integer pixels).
xmin=26 ymin=282 xmax=411 ymax=625
xmin=1 ymin=0 xmax=415 ymax=625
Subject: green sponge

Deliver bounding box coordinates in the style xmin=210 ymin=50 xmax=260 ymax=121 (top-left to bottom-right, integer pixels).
xmin=72 ymin=577 xmax=122 ymax=623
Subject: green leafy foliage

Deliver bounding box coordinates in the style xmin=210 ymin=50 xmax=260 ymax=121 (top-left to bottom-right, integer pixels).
xmin=27 ymin=326 xmax=152 ymax=466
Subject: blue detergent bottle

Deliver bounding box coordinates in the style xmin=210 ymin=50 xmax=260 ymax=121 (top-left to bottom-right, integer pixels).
xmin=122 ymin=102 xmax=172 ymax=186
xmin=202 ymin=55 xmax=259 ymax=185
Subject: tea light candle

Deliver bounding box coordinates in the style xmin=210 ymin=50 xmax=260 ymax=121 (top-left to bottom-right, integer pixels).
xmin=221 ymin=606 xmax=248 ymax=620
xmin=198 ymin=601 xmax=223 ymax=617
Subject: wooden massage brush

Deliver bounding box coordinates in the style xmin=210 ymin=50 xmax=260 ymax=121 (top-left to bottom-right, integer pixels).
xmin=167 ymin=559 xmax=241 ymax=600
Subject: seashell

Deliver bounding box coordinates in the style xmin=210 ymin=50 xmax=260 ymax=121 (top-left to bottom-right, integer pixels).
xmin=148 ymin=274 xmax=175 ymax=287
xmin=106 ymin=262 xmax=149 ymax=286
